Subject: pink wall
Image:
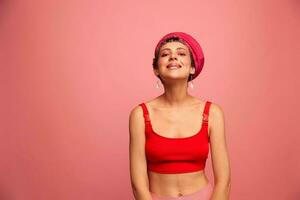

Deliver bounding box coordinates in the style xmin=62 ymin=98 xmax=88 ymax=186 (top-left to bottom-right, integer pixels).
xmin=1 ymin=0 xmax=299 ymax=199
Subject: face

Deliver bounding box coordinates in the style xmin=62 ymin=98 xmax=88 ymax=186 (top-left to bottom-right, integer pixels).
xmin=154 ymin=41 xmax=195 ymax=81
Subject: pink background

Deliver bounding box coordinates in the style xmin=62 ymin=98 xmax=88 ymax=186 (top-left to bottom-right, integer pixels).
xmin=1 ymin=0 xmax=299 ymax=199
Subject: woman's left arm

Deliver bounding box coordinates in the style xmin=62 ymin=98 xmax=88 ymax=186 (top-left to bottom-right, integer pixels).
xmin=209 ymin=103 xmax=231 ymax=200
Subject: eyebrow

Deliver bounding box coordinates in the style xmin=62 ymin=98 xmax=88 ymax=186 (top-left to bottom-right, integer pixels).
xmin=160 ymin=47 xmax=187 ymax=52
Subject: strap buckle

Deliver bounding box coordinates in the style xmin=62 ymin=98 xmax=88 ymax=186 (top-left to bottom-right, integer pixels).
xmin=145 ymin=114 xmax=151 ymax=122
xmin=202 ymin=113 xmax=208 ymax=124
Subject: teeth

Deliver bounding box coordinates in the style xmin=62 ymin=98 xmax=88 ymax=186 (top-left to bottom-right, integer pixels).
xmin=167 ymin=64 xmax=181 ymax=69
xmin=168 ymin=66 xmax=180 ymax=69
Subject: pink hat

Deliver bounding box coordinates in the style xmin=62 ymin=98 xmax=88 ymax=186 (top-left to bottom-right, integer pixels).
xmin=154 ymin=32 xmax=205 ymax=81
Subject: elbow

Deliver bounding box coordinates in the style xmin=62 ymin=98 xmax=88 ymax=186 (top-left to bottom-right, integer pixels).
xmin=215 ymin=177 xmax=231 ymax=188
xmin=131 ymin=183 xmax=152 ymax=200
xmin=213 ymin=180 xmax=231 ymax=200
xmin=131 ymin=182 xmax=150 ymax=195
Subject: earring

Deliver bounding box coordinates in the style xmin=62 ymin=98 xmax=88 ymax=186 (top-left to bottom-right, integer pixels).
xmin=189 ymin=75 xmax=194 ymax=89
xmin=156 ymin=79 xmax=160 ymax=89
xmin=190 ymin=81 xmax=194 ymax=89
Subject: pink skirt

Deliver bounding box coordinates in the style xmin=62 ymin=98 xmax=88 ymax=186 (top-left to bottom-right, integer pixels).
xmin=150 ymin=182 xmax=213 ymax=200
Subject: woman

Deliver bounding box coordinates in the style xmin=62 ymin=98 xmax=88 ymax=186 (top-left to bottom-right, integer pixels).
xmin=129 ymin=32 xmax=231 ymax=200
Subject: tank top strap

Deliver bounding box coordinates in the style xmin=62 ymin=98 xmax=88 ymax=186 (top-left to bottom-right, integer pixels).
xmin=202 ymin=101 xmax=212 ymax=126
xmin=139 ymin=103 xmax=151 ymax=125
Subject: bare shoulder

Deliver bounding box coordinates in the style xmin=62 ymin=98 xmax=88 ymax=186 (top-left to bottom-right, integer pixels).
xmin=142 ymin=96 xmax=162 ymax=110
xmin=189 ymin=96 xmax=206 ymax=105
xmin=129 ymin=104 xmax=144 ymax=130
xmin=209 ymin=102 xmax=225 ymax=121
xmin=208 ymin=102 xmax=225 ymax=137
xmin=129 ymin=104 xmax=143 ymax=119
xmin=128 ymin=96 xmax=159 ymax=121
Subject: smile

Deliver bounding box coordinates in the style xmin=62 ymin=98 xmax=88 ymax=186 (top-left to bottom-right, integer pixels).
xmin=167 ymin=63 xmax=181 ymax=69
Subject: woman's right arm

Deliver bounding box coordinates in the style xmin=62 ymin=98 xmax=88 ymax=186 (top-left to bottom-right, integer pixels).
xmin=129 ymin=105 xmax=153 ymax=200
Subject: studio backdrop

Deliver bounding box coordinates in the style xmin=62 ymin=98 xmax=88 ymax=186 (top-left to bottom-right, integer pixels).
xmin=0 ymin=0 xmax=299 ymax=199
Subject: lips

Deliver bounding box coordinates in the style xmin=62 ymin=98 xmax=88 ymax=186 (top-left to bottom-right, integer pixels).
xmin=167 ymin=63 xmax=181 ymax=69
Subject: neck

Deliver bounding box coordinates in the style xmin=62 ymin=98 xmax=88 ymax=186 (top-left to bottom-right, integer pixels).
xmin=160 ymin=80 xmax=192 ymax=108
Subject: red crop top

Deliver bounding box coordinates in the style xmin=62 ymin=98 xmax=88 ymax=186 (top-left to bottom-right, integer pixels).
xmin=139 ymin=101 xmax=212 ymax=174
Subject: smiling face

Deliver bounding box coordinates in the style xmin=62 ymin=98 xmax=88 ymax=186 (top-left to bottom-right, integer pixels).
xmin=154 ymin=41 xmax=195 ymax=82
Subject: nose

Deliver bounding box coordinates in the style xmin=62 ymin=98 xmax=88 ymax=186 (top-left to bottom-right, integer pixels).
xmin=169 ymin=53 xmax=178 ymax=61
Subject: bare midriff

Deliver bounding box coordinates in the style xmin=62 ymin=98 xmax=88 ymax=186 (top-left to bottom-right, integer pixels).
xmin=148 ymin=170 xmax=210 ymax=197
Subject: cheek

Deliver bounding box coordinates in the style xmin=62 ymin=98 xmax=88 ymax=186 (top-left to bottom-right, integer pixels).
xmin=157 ymin=57 xmax=168 ymax=65
xmin=180 ymin=57 xmax=192 ymax=65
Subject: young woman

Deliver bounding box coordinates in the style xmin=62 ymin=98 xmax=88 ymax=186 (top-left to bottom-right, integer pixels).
xmin=129 ymin=32 xmax=231 ymax=200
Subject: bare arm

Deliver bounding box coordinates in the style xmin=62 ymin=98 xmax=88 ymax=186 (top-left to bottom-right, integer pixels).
xmin=129 ymin=105 xmax=152 ymax=200
xmin=209 ymin=103 xmax=231 ymax=200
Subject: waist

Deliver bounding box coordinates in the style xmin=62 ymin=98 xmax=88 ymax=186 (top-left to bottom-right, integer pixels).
xmin=148 ymin=170 xmax=209 ymax=196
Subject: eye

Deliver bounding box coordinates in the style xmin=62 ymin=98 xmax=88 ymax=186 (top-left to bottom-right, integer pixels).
xmin=161 ymin=53 xmax=168 ymax=57
xmin=179 ymin=53 xmax=186 ymax=56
